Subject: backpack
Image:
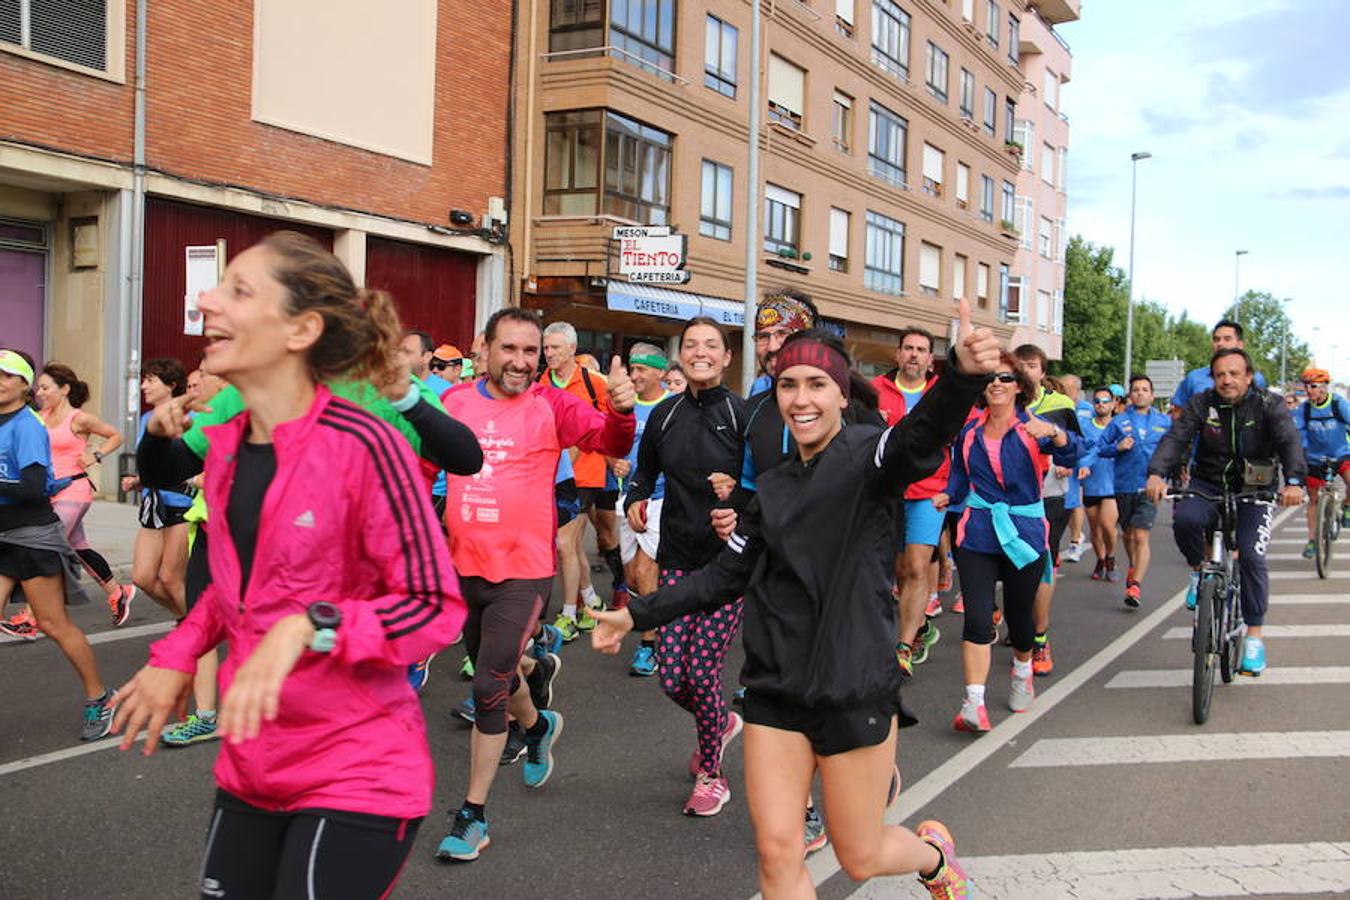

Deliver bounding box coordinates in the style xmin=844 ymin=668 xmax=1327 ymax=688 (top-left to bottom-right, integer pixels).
xmin=1302 ymin=398 xmax=1348 ymax=431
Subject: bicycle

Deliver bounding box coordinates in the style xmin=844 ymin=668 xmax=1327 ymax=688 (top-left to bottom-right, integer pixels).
xmin=1166 ymin=486 xmax=1276 ymax=725
xmin=1310 ymin=460 xmax=1345 ymax=579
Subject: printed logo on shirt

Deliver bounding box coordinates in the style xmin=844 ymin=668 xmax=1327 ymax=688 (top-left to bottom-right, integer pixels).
xmin=293 ymin=510 xmax=316 ymax=528
xmin=202 ymin=878 xmax=225 ymax=898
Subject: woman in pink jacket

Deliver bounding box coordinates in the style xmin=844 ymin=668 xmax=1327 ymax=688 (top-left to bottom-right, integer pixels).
xmin=112 ymin=232 xmax=467 ymax=898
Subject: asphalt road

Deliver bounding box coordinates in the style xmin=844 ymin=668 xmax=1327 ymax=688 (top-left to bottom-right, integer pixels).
xmin=2 ymin=502 xmax=1345 ymax=899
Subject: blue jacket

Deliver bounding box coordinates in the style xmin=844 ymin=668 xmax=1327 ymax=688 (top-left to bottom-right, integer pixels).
xmin=1096 ymin=406 xmax=1171 ymax=493
xmin=1171 ymin=366 xmax=1266 ymax=409
xmin=947 ymin=409 xmax=1078 ymax=562
xmin=1297 ymin=395 xmax=1350 ymax=467
xmin=1076 ymin=415 xmax=1117 ymax=497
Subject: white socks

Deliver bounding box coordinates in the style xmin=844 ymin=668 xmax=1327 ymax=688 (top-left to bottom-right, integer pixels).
xmin=1012 ymin=658 xmax=1033 ymax=679
xmin=580 ymin=586 xmax=599 ymax=608
xmin=964 ymin=684 xmax=986 ymax=706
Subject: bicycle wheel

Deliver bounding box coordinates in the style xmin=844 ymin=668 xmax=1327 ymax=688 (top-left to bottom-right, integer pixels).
xmin=1219 ymin=584 xmax=1243 ymax=684
xmin=1192 ymin=575 xmax=1220 ymax=724
xmin=1316 ymin=494 xmax=1334 ymax=579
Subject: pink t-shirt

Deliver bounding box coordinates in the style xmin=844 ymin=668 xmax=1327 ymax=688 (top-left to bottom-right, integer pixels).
xmin=982 ymin=433 xmax=1006 ymax=486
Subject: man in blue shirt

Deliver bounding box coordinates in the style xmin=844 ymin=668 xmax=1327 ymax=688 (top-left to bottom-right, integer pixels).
xmin=1170 ymin=320 xmax=1267 ymax=412
xmin=1097 ymin=374 xmax=1172 ymax=609
xmin=1076 ymin=386 xmax=1120 ymax=581
xmin=1295 ymin=367 xmax=1350 ymax=556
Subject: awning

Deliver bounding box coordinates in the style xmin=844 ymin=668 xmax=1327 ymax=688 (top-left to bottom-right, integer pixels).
xmin=606 ymin=283 xmax=747 ymax=328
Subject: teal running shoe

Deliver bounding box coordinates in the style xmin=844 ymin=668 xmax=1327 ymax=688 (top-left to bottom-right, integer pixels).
xmin=1239 ymin=637 xmax=1266 ymax=676
xmin=161 ymin=712 xmax=219 ymax=747
xmin=533 ymin=623 xmax=564 ymax=659
xmin=629 ymin=645 xmax=658 ymax=677
xmin=523 ymin=710 xmax=563 ymax=788
xmin=1185 ymin=571 xmax=1201 ymax=611
xmin=436 ymin=808 xmax=490 ymax=862
xmin=804 ymin=805 xmax=827 ymax=855
xmin=1302 ymin=540 xmax=1316 ymax=560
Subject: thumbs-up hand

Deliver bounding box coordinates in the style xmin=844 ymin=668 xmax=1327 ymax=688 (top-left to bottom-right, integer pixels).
xmin=952 ymin=297 xmax=1000 ymax=376
xmin=608 ymin=355 xmax=636 ymax=412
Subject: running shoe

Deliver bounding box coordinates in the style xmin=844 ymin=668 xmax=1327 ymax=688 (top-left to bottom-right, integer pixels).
xmin=1302 ymin=540 xmax=1317 ymax=560
xmin=552 ymin=613 xmax=579 ymax=643
xmin=161 ymin=712 xmax=219 ymax=747
xmin=436 ymin=808 xmax=490 ymax=862
xmin=915 ymin=820 xmax=970 ymax=899
xmin=0 ymin=612 xmax=39 ymax=641
xmin=1185 ymin=571 xmax=1200 ymax=610
xmin=895 ymin=643 xmax=914 ymax=679
xmin=804 ymin=805 xmax=828 ymax=855
xmin=952 ymin=699 xmax=990 ymax=733
xmin=533 ymin=623 xmax=564 ymax=658
xmin=1062 ymin=542 xmax=1085 ymax=564
xmin=937 ymin=558 xmax=954 ymax=593
xmin=109 ymin=584 xmax=136 ymax=627
xmin=684 ymin=772 xmax=732 ymax=817
xmin=458 ymin=655 xmax=474 ymax=680
xmin=454 ymin=697 xmax=476 ymax=724
xmin=1090 ymin=560 xmax=1106 ymax=581
xmin=924 ymin=594 xmax=943 ymax=617
xmin=523 ymin=710 xmax=563 ymax=788
xmin=1124 ymin=580 xmax=1142 ymax=609
xmin=1032 ymin=640 xmax=1054 ymax=676
xmin=1239 ymin=637 xmax=1267 ymax=677
xmin=629 ymin=644 xmax=658 ymax=677
xmin=81 ymin=689 xmax=114 ymax=742
xmin=1009 ymin=668 xmax=1035 ymax=712
xmin=687 ymin=710 xmax=744 ymax=778
xmin=919 ymin=620 xmax=941 ymax=652
xmin=408 ymin=655 xmax=435 ymax=693
xmin=610 ymin=586 xmax=631 ymax=610
xmin=910 ymin=640 xmax=929 ymax=667
xmin=526 ymin=652 xmax=561 ymax=710
xmin=499 ymin=721 xmax=527 ymax=765
xmin=575 ymin=606 xmax=597 ymax=633
xmin=1104 ymin=555 xmax=1118 ymax=582
xmin=950 ymin=593 xmax=964 ymax=614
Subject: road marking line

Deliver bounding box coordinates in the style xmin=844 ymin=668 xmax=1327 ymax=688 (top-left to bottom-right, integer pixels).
xmin=0 ymin=732 xmax=148 ymax=777
xmin=1265 ymin=552 xmax=1319 ymax=560
xmin=1271 ymin=594 xmax=1350 ymax=605
xmin=852 ymin=841 xmax=1350 ymax=899
xmin=1270 ymin=569 xmax=1350 ymax=580
xmin=0 ymin=620 xmax=174 ymax=647
xmin=1106 ymin=666 xmax=1350 ymax=688
xmin=1163 ymin=624 xmax=1350 ymax=640
xmin=1008 ymin=730 xmax=1350 ymax=768
xmin=775 ymin=506 xmax=1299 ymax=898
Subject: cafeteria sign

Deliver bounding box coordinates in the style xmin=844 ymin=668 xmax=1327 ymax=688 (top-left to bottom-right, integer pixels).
xmin=614 ymin=226 xmax=689 ymax=284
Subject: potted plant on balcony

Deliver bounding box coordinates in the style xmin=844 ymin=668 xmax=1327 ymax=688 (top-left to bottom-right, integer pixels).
xmin=1004 ymin=139 xmax=1023 ymax=158
xmin=999 ymin=219 xmax=1020 ymax=237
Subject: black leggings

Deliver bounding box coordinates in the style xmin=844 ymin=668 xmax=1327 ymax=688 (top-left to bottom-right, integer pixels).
xmin=75 ymin=547 xmax=114 ymax=583
xmin=201 ymin=790 xmax=421 ymax=899
xmin=955 ymin=547 xmax=1042 ymax=652
xmin=462 ymin=576 xmax=551 ymax=735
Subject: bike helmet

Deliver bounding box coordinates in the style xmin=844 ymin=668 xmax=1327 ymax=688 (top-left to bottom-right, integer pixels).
xmin=1300 ymin=367 xmax=1331 ymax=385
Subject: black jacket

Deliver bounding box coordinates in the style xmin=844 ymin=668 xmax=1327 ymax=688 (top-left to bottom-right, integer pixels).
xmin=629 ymin=364 xmax=986 ymax=708
xmin=624 ymin=384 xmax=747 ymax=570
xmin=1148 ymin=386 xmax=1307 ymax=489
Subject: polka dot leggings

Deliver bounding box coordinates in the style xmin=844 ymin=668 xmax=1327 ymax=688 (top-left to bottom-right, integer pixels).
xmin=656 ymin=568 xmax=743 ymax=777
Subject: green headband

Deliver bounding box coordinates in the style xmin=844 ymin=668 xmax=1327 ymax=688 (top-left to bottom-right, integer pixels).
xmin=629 ymin=353 xmax=669 ymax=370
xmin=0 ymin=350 xmax=34 ymax=385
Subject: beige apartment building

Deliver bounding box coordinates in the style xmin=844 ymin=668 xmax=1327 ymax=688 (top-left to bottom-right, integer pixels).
xmin=1007 ymin=1 xmax=1076 ymax=359
xmin=512 ymin=0 xmax=1060 ymax=383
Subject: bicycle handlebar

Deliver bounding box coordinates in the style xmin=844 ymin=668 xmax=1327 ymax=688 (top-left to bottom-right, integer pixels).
xmin=1164 ymin=487 xmax=1278 ymax=503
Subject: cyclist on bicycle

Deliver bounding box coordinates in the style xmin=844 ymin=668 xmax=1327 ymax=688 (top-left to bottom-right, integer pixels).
xmin=1146 ymin=348 xmax=1306 ymax=676
xmin=1294 ymin=367 xmax=1350 ymax=558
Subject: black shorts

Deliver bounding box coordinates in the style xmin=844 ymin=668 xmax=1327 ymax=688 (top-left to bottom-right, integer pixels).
xmin=1083 ymin=495 xmax=1112 ymax=508
xmin=577 ymin=487 xmax=619 ymax=513
xmin=1116 ymin=491 xmax=1157 ymax=530
xmin=138 ymin=492 xmax=190 ymax=529
xmin=743 ymin=691 xmax=902 ymax=756
xmin=556 ymin=478 xmax=580 ymax=528
xmin=0 ymin=544 xmax=64 ymax=581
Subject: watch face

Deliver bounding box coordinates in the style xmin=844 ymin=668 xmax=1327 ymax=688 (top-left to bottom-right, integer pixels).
xmin=309 ymin=601 xmax=341 ymax=629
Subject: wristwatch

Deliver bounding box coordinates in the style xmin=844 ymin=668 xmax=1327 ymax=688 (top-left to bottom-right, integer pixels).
xmin=93 ymin=451 xmax=104 ymax=463
xmin=306 ymin=601 xmax=342 ymax=653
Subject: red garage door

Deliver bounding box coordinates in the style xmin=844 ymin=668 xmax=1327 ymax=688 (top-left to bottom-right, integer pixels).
xmin=365 ymin=236 xmax=477 ymax=351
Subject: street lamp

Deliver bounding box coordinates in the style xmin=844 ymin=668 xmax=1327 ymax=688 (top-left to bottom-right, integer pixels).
xmin=1234 ymin=250 xmax=1249 ymax=324
xmin=1279 ymin=297 xmax=1290 ymax=387
xmin=1124 ymin=151 xmax=1152 ymax=386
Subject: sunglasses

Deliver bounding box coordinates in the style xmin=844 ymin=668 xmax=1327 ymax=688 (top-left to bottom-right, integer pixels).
xmin=1094 ymin=397 xmax=1114 ymax=404
xmin=1302 ymin=382 xmax=1324 ymax=388
xmin=991 ymin=372 xmax=1018 ymax=383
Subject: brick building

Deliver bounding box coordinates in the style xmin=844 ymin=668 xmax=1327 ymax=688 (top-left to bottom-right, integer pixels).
xmin=1 ymin=0 xmax=511 ymax=493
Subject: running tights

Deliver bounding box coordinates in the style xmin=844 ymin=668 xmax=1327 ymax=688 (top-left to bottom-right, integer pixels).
xmin=655 ymin=568 xmax=743 ymax=776
xmin=461 ymin=575 xmax=551 ymax=735
xmin=954 ymin=547 xmax=1042 ymax=652
xmin=200 ymin=790 xmax=420 ymax=900
xmin=53 ymin=501 xmax=114 ymax=584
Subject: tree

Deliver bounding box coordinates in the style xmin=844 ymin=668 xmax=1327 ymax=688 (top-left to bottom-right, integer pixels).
xmin=1058 ymin=236 xmax=1128 ymax=387
xmin=1221 ymin=291 xmax=1310 ymax=387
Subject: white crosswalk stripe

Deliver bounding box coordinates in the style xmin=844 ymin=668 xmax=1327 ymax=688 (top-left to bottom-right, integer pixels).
xmin=1162 ymin=624 xmax=1350 ymax=640
xmin=1106 ymin=666 xmax=1350 ymax=688
xmin=1270 ymin=594 xmax=1350 ymax=605
xmin=1009 ymin=730 xmax=1350 ymax=767
xmin=1269 ymin=569 xmax=1350 ymax=579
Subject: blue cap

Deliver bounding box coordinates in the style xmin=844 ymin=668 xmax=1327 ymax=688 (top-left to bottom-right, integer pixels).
xmin=1108 ymin=383 xmax=1126 ymax=398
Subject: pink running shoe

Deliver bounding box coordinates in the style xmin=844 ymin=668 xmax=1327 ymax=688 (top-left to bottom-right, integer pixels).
xmin=915 ymin=820 xmax=970 ymax=898
xmin=0 ymin=610 xmax=41 ymax=641
xmin=110 ymin=584 xmax=136 ymax=627
xmin=952 ymin=700 xmax=991 ymax=733
xmin=950 ymin=593 xmax=964 ymax=614
xmin=684 ymin=772 xmax=731 ymax=817
xmin=924 ymin=594 xmax=943 ymax=617
xmin=687 ymin=710 xmax=743 ymax=778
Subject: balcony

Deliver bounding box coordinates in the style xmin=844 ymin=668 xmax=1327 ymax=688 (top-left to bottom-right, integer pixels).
xmin=1028 ymin=0 xmax=1080 ymax=25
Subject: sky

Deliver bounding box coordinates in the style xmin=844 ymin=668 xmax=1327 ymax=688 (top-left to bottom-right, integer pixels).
xmin=1055 ymin=0 xmax=1350 ymax=380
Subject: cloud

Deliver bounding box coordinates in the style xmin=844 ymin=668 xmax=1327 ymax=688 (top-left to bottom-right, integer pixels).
xmin=1332 ymin=141 xmax=1350 ymax=159
xmin=1234 ymin=129 xmax=1267 ymax=151
xmin=1140 ymin=108 xmax=1206 ymax=136
xmin=1285 ymin=186 xmax=1350 ymax=200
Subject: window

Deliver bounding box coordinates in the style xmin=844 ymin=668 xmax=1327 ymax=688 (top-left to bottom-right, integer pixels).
xmin=985 ymin=1 xmax=999 ymax=50
xmin=962 ymin=0 xmax=974 ymax=22
xmin=1056 ymin=217 xmax=1068 ymax=261
xmin=610 ymin=0 xmax=676 ymax=77
xmin=543 ymin=110 xmax=603 ymax=215
xmin=953 ymin=253 xmax=968 ymax=299
xmin=1036 ymin=290 xmax=1051 ymax=331
xmin=549 ymin=0 xmax=606 ymax=53
xmin=704 ymin=15 xmax=738 ymax=98
xmin=544 ymin=109 xmax=673 ymax=224
xmin=1005 ymin=272 xmax=1024 ymax=321
xmin=1053 ymin=289 xmax=1064 ymax=333
xmin=1056 ymin=147 xmax=1068 ymax=190
xmin=700 ymin=160 xmax=734 ymax=240
xmin=977 ymin=262 xmax=990 ymax=303
xmin=1042 ymin=143 xmax=1055 ymax=185
xmin=1043 ymin=68 xmax=1059 ymax=110
xmin=865 ymin=210 xmax=905 ymax=295
xmin=829 ymin=208 xmax=850 ymax=272
xmin=1000 ymin=180 xmax=1015 ymax=226
xmin=872 ymin=0 xmax=910 ymax=81
xmin=868 ymin=101 xmax=908 ymax=187
xmin=764 ymin=184 xmax=802 ymax=254
xmin=1014 ymin=194 xmax=1034 ymax=248
xmin=979 ymin=175 xmax=994 ymax=222
xmin=925 ymin=42 xmax=948 ymax=103
xmin=768 ymin=54 xmax=806 ymax=130
xmin=921 ymin=143 xmax=944 ymax=197
xmin=836 ymin=0 xmax=856 ymax=38
xmin=919 ymin=242 xmax=941 ymax=296
xmin=982 ymin=87 xmax=996 ymax=136
xmin=1005 ymin=98 xmax=1017 ymax=149
xmin=959 ymin=68 xmax=975 ymax=119
xmin=0 ymin=0 xmax=110 ymax=70
xmin=1007 ymin=14 xmax=1020 ymax=65
xmin=832 ymin=90 xmax=853 ymax=152
xmin=955 ymin=162 xmax=970 ymax=209
xmin=1013 ymin=118 xmax=1035 ymax=171
xmin=1039 ymin=216 xmax=1053 ymax=258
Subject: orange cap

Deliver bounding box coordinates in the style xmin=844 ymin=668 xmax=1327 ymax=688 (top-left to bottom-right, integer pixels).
xmin=433 ymin=344 xmax=464 ymax=362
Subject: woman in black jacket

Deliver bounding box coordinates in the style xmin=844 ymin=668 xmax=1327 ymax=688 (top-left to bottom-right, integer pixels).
xmin=595 ymin=308 xmax=999 ymax=900
xmin=622 ymin=316 xmax=748 ymax=818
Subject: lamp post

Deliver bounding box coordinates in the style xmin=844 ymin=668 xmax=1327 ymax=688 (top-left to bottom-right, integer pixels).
xmin=740 ymin=0 xmax=763 ymax=391
xmin=1123 ymin=151 xmax=1152 ymax=386
xmin=1279 ymin=298 xmax=1289 ymax=387
xmin=1233 ymin=250 xmax=1249 ymax=324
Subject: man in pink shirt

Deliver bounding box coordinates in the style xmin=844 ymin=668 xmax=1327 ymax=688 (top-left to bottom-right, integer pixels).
xmin=436 ymin=307 xmax=635 ymax=863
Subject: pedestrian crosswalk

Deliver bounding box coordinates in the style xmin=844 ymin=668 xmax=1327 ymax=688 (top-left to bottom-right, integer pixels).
xmin=1106 ymin=666 xmax=1350 ymax=688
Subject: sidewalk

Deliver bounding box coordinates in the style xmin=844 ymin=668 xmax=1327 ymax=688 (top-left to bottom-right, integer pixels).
xmin=81 ymin=499 xmax=140 ymax=579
